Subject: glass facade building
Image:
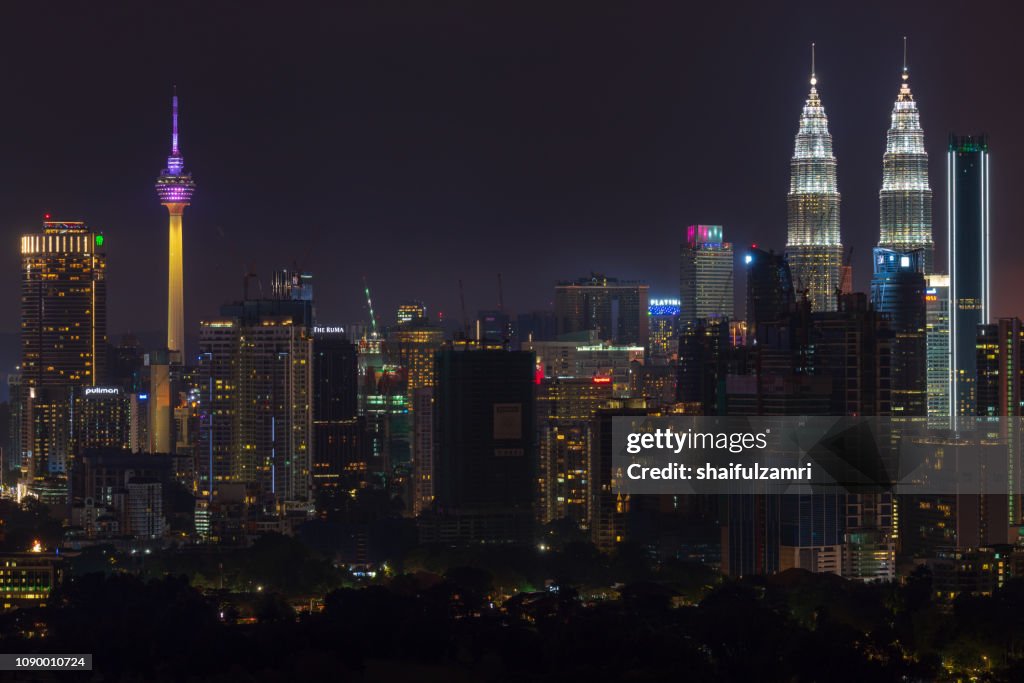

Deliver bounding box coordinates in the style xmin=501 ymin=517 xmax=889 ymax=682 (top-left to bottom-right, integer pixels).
xmin=948 ymin=135 xmax=990 ymax=421
xmin=879 ymin=68 xmax=934 ymax=272
xmin=785 ymin=69 xmax=843 ymax=312
xmin=925 ymin=274 xmax=952 ymax=427
xmin=870 ymin=248 xmax=927 ymax=417
xmin=679 ymin=225 xmax=734 ymax=323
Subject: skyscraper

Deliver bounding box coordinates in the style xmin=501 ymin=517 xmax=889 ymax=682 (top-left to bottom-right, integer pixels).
xmin=387 ymin=318 xmax=445 ymax=393
xmin=554 ymin=273 xmax=649 ymax=347
xmin=977 ymin=319 xmax=1024 ymax=419
xmin=476 ymin=310 xmax=512 ymax=343
xmin=311 ymin=329 xmax=363 ymax=489
xmin=785 ymin=48 xmax=843 ymax=312
xmin=744 ymin=247 xmax=795 ymax=343
xmin=396 ymin=301 xmax=426 ymax=325
xmin=948 ymin=135 xmax=990 ymax=420
xmin=925 ymin=274 xmax=952 ymax=427
xmin=20 ymin=221 xmax=108 ymax=389
xmin=679 ymin=225 xmax=734 ymax=323
xmin=197 ymin=298 xmax=314 ymax=508
xmin=20 ymin=221 xmax=108 ymax=478
xmin=428 ymin=340 xmax=536 ymax=544
xmin=870 ymin=248 xmax=927 ymax=417
xmin=976 ymin=318 xmax=1024 ymax=529
xmin=155 ymin=91 xmax=196 ymax=363
xmin=879 ymin=52 xmax=934 ymax=272
xmin=536 ymin=376 xmax=612 ymax=526
xmin=648 ymin=298 xmax=681 ymax=362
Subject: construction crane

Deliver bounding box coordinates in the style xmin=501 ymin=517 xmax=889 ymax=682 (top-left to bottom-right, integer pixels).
xmin=362 ymin=275 xmax=379 ymax=339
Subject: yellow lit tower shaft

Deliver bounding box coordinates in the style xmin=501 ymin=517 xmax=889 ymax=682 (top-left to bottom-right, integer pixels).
xmin=155 ymin=91 xmax=196 ymax=362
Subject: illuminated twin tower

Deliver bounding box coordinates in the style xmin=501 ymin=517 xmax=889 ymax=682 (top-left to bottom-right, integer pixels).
xmin=785 ymin=42 xmax=933 ymax=311
xmin=155 ymin=91 xmax=196 ymax=362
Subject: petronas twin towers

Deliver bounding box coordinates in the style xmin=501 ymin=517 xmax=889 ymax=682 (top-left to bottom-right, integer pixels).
xmin=785 ymin=44 xmax=933 ymax=311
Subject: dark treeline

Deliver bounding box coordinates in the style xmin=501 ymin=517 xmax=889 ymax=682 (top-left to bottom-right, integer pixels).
xmin=3 ymin=564 xmax=1024 ymax=681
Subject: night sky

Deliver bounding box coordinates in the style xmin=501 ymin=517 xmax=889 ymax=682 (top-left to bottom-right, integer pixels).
xmin=0 ymin=1 xmax=1020 ymax=362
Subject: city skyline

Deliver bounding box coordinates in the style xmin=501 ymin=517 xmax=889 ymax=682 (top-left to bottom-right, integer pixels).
xmin=0 ymin=4 xmax=1018 ymax=356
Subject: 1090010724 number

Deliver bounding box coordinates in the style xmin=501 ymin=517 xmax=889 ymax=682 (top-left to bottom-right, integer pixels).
xmin=0 ymin=655 xmax=92 ymax=671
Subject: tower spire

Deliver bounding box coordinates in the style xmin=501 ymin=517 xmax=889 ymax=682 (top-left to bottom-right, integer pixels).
xmin=156 ymin=87 xmax=196 ymax=363
xmin=810 ymin=42 xmax=816 ymax=86
xmin=172 ymin=85 xmax=179 ymax=156
xmin=902 ymin=36 xmax=908 ymax=81
xmin=786 ymin=41 xmax=842 ymax=313
xmin=165 ymin=88 xmax=185 ymax=175
xmin=878 ymin=36 xmax=933 ymax=272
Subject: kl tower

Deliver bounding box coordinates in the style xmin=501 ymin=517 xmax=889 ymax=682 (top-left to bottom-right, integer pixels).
xmin=155 ymin=89 xmax=196 ymax=364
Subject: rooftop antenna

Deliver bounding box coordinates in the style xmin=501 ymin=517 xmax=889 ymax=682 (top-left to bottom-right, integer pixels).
xmin=810 ymin=42 xmax=816 ymax=87
xmin=902 ymin=36 xmax=909 ymax=80
xmin=497 ymin=272 xmax=505 ymax=312
xmin=171 ymin=85 xmax=180 ymax=156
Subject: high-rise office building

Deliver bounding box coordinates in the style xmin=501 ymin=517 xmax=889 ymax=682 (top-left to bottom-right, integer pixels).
xmin=810 ymin=293 xmax=893 ymax=417
xmin=948 ymin=135 xmax=990 ymax=420
xmin=197 ymin=298 xmax=314 ymax=509
xmin=428 ymin=340 xmax=535 ymax=544
xmin=20 ymin=221 xmax=107 ymax=389
xmin=588 ymin=405 xmax=647 ymax=552
xmin=648 ymin=298 xmax=681 ymax=363
xmin=20 ymin=220 xmax=108 ymax=478
xmin=976 ymin=318 xmax=1024 ymax=529
xmin=311 ymin=329 xmax=363 ymax=489
xmin=744 ymin=248 xmax=796 ymax=343
xmin=554 ymin=273 xmax=649 ymax=347
xmin=785 ymin=54 xmax=843 ymax=312
xmin=387 ymin=319 xmax=445 ymax=393
xmin=397 ymin=301 xmax=426 ymax=325
xmin=977 ymin=319 xmax=1024 ymax=419
xmin=476 ymin=310 xmax=511 ymax=343
xmin=679 ymin=225 xmax=734 ymax=322
xmin=73 ymin=387 xmax=131 ymax=452
xmin=411 ymin=387 xmax=435 ymax=515
xmin=870 ymin=248 xmax=927 ymax=417
xmin=677 ymin=319 xmax=731 ymax=415
xmin=155 ymin=92 xmax=196 ymax=363
xmin=536 ymin=373 xmax=614 ymax=527
xmin=879 ymin=59 xmax=934 ymax=272
xmin=925 ymin=274 xmax=952 ymax=427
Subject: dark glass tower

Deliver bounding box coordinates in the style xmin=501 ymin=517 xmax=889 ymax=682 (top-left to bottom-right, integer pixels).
xmin=744 ymin=247 xmax=796 ymax=342
xmin=870 ymin=248 xmax=927 ymax=417
xmin=312 ymin=331 xmax=363 ymax=489
xmin=948 ymin=135 xmax=990 ymax=421
xmin=432 ymin=341 xmax=536 ymax=543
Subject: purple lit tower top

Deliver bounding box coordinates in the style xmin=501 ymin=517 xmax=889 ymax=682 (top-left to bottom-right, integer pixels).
xmin=155 ymin=90 xmax=196 ymax=207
